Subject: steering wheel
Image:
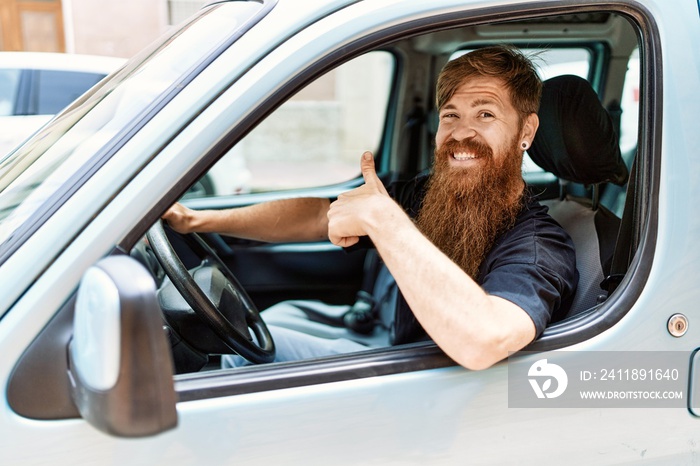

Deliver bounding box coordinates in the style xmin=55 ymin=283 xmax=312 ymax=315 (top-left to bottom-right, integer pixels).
xmin=146 ymin=220 xmax=275 ymax=364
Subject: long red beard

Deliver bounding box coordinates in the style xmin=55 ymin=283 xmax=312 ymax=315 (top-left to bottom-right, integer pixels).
xmin=416 ymin=136 xmax=524 ymax=279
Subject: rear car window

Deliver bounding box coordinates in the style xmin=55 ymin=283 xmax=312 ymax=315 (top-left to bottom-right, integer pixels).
xmin=0 ymin=69 xmax=21 ymax=116
xmin=35 ymin=70 xmax=105 ymax=115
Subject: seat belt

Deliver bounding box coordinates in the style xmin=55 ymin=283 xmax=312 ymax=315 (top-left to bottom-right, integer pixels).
xmin=601 ymin=156 xmax=637 ymax=296
xmin=344 ymin=251 xmax=400 ymax=335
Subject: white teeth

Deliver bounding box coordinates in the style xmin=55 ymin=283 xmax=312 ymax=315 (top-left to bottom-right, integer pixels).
xmin=453 ymin=152 xmax=477 ymax=160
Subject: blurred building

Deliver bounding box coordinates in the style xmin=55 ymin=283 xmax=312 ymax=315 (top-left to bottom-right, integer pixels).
xmin=0 ymin=0 xmax=207 ymax=58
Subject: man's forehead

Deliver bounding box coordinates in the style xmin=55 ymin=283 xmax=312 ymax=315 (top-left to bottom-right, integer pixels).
xmin=447 ymin=76 xmax=512 ymax=107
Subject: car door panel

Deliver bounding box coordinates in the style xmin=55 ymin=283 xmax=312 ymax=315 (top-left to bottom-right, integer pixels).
xmin=222 ymin=240 xmax=367 ymax=309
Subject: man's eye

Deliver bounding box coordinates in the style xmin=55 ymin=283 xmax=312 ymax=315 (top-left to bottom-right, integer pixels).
xmin=479 ymin=111 xmax=495 ymax=119
xmin=441 ymin=113 xmax=458 ymax=119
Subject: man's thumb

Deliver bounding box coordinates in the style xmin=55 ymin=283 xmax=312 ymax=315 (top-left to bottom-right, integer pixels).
xmin=361 ymin=151 xmax=379 ymax=183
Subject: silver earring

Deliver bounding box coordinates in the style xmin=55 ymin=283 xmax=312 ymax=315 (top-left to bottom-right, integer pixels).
xmin=521 ymin=142 xmax=528 ymax=150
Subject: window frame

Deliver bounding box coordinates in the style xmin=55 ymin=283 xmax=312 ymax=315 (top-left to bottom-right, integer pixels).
xmin=161 ymin=2 xmax=661 ymax=401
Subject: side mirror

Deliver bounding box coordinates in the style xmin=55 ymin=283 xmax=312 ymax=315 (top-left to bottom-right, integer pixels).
xmin=68 ymin=255 xmax=177 ymax=437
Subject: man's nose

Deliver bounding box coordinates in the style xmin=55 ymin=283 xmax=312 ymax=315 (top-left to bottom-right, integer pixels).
xmin=450 ymin=120 xmax=477 ymax=141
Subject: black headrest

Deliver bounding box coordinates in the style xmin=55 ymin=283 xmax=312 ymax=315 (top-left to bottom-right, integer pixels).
xmin=529 ymin=75 xmax=628 ymax=186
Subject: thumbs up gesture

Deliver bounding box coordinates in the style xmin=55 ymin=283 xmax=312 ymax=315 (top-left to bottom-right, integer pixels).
xmin=328 ymin=152 xmax=392 ymax=247
xmin=358 ymin=151 xmax=388 ymax=195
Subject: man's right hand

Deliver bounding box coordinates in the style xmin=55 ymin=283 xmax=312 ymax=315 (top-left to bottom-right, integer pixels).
xmin=162 ymin=202 xmax=197 ymax=234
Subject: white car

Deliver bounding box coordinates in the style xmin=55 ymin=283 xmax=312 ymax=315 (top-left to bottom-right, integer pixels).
xmin=1 ymin=0 xmax=699 ymax=464
xmin=0 ymin=52 xmax=125 ymax=156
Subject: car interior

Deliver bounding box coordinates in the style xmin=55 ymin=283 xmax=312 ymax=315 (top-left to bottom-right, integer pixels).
xmin=137 ymin=9 xmax=643 ymax=373
xmin=8 ymin=6 xmax=650 ymax=421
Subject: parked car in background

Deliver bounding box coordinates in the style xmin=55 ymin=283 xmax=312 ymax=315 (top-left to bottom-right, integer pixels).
xmin=0 ymin=52 xmax=126 ymax=156
xmin=0 ymin=51 xmax=241 ymax=196
xmin=1 ymin=0 xmax=698 ymax=464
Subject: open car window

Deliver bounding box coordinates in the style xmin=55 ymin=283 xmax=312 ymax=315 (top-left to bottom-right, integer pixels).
xmin=162 ymin=9 xmax=644 ymax=379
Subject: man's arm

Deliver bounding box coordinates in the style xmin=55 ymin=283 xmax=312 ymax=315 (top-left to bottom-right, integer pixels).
xmin=328 ymin=152 xmax=535 ymax=370
xmin=163 ymin=197 xmax=330 ymax=243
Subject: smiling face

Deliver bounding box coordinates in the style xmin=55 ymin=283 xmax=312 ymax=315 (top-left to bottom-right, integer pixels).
xmin=434 ymin=75 xmax=537 ymax=183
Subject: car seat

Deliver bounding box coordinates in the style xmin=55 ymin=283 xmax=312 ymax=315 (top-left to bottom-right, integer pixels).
xmin=528 ymin=74 xmax=629 ymax=318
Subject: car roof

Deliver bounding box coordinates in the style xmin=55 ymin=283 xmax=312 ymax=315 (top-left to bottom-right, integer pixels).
xmin=0 ymin=52 xmax=126 ymax=74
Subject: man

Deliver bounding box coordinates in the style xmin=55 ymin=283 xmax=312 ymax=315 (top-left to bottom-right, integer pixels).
xmin=164 ymin=45 xmax=577 ymax=370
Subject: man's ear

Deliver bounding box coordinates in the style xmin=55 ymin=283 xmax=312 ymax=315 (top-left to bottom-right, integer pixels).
xmin=521 ymin=113 xmax=539 ymax=145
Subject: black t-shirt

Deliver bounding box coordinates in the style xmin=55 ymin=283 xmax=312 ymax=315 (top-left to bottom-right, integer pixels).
xmin=384 ymin=173 xmax=578 ymax=344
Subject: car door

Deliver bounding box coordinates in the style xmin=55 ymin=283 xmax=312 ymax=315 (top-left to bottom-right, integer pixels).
xmin=3 ymin=0 xmax=699 ymax=464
